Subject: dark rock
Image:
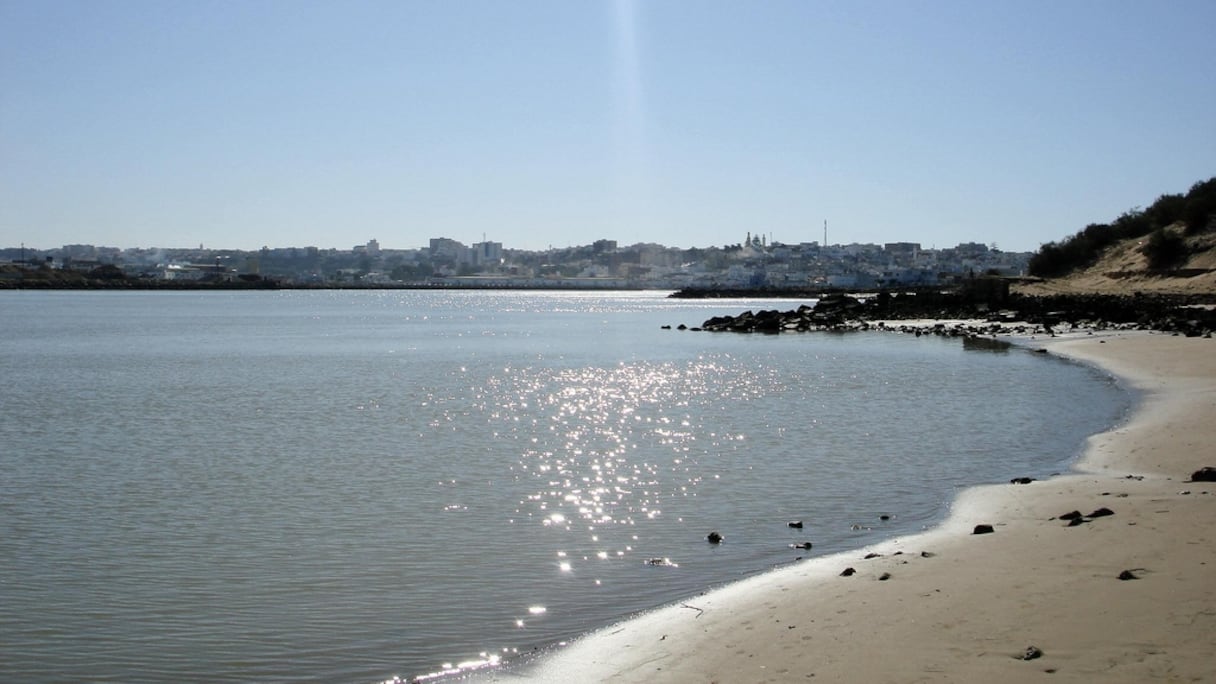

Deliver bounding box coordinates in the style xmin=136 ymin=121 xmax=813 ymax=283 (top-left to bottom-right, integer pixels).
xmin=754 ymin=310 xmax=783 ymax=334
xmin=682 ymin=291 xmax=1216 ymax=338
xmin=677 ymin=324 xmax=687 ymax=330
xmin=920 ymin=551 xmax=936 ymax=558
xmin=1189 ymin=467 xmax=1216 ymax=482
xmin=660 ymin=325 xmax=671 ymax=329
xmin=788 ymin=520 xmax=803 ymax=529
xmin=878 ymin=572 xmax=891 ymax=581
xmin=706 ymin=531 xmax=723 ymax=544
xmin=879 ymin=514 xmax=891 ymax=521
xmin=1067 ymin=518 xmax=1088 ymax=527
xmin=1118 ymin=569 xmax=1139 ymax=580
xmin=1058 ymin=510 xmax=1083 ymax=521
xmin=864 ymin=552 xmax=882 ymax=559
xmin=840 ymin=567 xmax=856 ymax=577
xmin=1010 ymin=477 xmax=1036 ymax=485
xmin=1088 ymin=507 xmax=1114 ymax=518
xmin=1020 ymin=646 xmax=1043 ymax=661
xmin=972 ymin=524 xmax=995 ymax=535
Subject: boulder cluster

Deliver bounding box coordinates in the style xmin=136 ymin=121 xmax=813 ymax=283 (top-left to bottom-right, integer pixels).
xmin=690 ymin=292 xmax=1216 ymax=338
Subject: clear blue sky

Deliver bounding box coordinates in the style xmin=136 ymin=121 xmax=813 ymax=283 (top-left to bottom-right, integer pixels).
xmin=2 ymin=0 xmax=1213 ymax=253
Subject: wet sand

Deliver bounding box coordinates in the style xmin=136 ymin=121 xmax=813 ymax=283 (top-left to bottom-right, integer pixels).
xmin=509 ymin=331 xmax=1216 ymax=683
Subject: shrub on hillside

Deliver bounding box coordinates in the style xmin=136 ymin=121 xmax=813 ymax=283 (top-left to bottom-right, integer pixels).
xmin=1026 ymin=242 xmax=1068 ymax=278
xmin=1145 ymin=193 xmax=1186 ymax=229
xmin=1141 ymin=228 xmax=1187 ymax=270
xmin=1027 ymin=223 xmax=1112 ymax=277
xmin=1183 ymin=178 xmax=1216 ymax=235
xmin=1111 ymin=209 xmax=1152 ymax=240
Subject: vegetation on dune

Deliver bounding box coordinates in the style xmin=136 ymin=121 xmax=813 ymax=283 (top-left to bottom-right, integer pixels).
xmin=1028 ymin=177 xmax=1216 ymax=278
xmin=1141 ymin=228 xmax=1188 ymax=271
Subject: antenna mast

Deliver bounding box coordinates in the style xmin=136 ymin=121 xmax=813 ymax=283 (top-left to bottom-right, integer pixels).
xmin=823 ymin=220 xmax=828 ymax=247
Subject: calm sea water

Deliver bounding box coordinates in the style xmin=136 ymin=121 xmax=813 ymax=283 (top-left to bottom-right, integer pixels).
xmin=0 ymin=290 xmax=1129 ymax=683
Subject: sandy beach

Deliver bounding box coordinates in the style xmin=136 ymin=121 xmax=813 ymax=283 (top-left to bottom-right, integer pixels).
xmin=503 ymin=331 xmax=1216 ymax=683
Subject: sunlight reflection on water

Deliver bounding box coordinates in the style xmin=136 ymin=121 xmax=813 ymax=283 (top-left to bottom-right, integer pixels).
xmin=485 ymin=359 xmax=777 ymax=570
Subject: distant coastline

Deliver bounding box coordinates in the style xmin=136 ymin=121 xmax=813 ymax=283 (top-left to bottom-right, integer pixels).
xmin=5 ymin=265 xmax=1214 ymax=338
xmin=0 ymin=265 xmax=650 ymax=291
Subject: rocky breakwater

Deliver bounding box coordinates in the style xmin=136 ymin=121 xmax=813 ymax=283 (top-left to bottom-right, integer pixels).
xmin=699 ymin=295 xmax=869 ymax=333
xmin=691 ymin=292 xmax=1216 ymax=338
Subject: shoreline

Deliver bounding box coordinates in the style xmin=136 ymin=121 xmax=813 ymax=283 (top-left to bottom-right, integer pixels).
xmin=491 ymin=330 xmax=1216 ymax=682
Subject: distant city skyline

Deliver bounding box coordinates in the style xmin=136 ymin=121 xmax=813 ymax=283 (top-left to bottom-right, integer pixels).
xmin=6 ymin=233 xmax=1031 ymax=293
xmin=3 ymin=1 xmax=1214 ymax=253
xmin=2 ymin=233 xmax=1020 ymax=257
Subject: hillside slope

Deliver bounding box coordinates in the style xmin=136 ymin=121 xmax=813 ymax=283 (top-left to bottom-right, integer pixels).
xmin=1015 ymin=226 xmax=1216 ymax=296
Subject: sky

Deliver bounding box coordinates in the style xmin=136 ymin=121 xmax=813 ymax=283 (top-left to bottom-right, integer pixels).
xmin=2 ymin=1 xmax=1214 ymax=253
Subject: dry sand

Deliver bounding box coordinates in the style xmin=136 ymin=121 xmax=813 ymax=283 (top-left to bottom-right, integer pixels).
xmin=501 ymin=331 xmax=1216 ymax=683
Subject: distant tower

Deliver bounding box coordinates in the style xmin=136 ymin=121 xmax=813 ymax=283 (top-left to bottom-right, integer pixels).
xmin=823 ymin=220 xmax=828 ymax=247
